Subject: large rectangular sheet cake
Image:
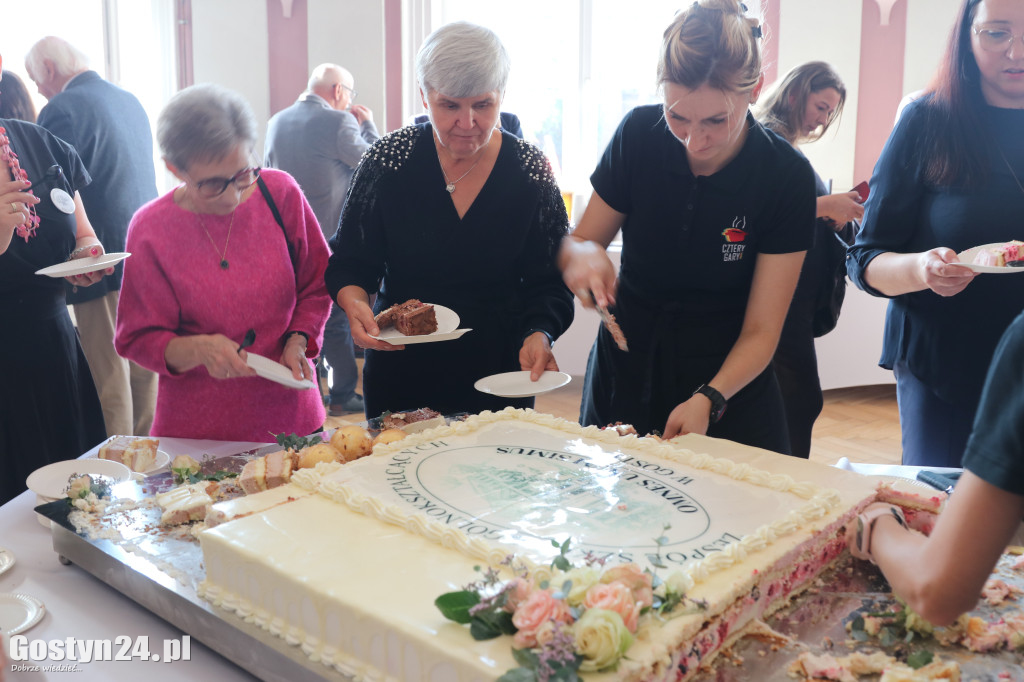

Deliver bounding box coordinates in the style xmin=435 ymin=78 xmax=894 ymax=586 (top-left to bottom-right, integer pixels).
xmin=198 ymin=408 xmax=879 ymax=681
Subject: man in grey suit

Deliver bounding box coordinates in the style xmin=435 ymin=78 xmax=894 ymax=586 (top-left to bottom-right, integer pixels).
xmin=265 ymin=63 xmax=379 ymax=416
xmin=27 ymin=36 xmax=158 ymax=437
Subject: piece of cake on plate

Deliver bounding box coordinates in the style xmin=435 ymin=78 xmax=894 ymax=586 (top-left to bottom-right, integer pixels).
xmin=973 ymin=240 xmax=1024 ymax=267
xmin=374 ymin=299 xmax=438 ymax=335
xmin=98 ymin=435 xmax=159 ymax=472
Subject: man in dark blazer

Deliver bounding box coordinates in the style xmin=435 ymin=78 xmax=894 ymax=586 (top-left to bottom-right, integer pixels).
xmin=27 ymin=36 xmax=158 ymax=437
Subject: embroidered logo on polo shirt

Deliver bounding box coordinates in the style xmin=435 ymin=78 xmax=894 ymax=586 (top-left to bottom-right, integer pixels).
xmin=722 ymin=216 xmax=747 ymax=262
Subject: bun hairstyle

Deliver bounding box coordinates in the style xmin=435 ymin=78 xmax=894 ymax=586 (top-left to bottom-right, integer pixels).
xmin=658 ymin=0 xmax=763 ymax=95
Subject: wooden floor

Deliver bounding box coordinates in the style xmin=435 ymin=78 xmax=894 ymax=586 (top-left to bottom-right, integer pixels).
xmin=324 ymin=363 xmax=902 ymax=468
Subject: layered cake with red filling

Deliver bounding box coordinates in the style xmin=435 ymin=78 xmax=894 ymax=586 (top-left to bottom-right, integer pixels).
xmin=973 ymin=240 xmax=1024 ymax=267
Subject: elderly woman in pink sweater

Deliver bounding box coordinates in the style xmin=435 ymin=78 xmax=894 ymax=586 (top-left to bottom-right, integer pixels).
xmin=115 ymin=84 xmax=331 ymax=442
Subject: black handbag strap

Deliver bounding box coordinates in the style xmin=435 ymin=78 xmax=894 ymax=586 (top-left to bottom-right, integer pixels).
xmin=256 ymin=175 xmax=296 ymax=276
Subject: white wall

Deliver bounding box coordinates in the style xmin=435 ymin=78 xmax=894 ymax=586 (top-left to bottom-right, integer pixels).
xmin=188 ymin=0 xmax=387 ymax=160
xmin=307 ymin=0 xmax=387 ymax=124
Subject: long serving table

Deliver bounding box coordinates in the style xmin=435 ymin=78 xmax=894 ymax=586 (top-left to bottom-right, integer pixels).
xmin=0 ymin=437 xmax=269 ymax=681
xmin=2 ymin=432 xmax=1015 ymax=681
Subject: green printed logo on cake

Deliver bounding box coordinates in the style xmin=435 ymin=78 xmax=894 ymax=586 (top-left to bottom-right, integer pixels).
xmin=370 ymin=439 xmax=803 ymax=569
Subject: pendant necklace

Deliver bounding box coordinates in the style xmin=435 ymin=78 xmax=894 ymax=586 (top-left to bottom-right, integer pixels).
xmin=435 ymin=138 xmax=484 ymax=194
xmin=195 ymin=208 xmax=236 ymax=269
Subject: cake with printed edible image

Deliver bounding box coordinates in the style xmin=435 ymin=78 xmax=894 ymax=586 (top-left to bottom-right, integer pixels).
xmin=197 ymin=408 xmax=883 ymax=681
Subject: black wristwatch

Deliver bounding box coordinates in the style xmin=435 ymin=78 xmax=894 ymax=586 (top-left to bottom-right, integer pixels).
xmin=693 ymin=384 xmax=727 ymax=423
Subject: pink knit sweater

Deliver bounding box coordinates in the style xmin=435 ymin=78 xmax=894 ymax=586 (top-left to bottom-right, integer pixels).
xmin=115 ymin=169 xmax=331 ymax=441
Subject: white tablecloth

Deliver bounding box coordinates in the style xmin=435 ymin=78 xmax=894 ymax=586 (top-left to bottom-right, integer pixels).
xmin=1 ymin=437 xmax=267 ymax=681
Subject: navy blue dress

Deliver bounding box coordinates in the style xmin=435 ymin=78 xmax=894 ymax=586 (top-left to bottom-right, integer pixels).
xmin=0 ymin=119 xmax=105 ymax=504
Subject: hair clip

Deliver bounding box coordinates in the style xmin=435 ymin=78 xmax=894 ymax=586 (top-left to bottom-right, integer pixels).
xmin=752 ymin=24 xmax=762 ymax=39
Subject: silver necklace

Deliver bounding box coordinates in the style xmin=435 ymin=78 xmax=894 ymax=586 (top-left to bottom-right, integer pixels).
xmin=436 ymin=145 xmax=483 ymax=194
xmin=1000 ymin=149 xmax=1024 ymax=195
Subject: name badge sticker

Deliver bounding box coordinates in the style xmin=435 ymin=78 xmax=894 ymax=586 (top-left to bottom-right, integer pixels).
xmin=50 ymin=188 xmax=75 ymax=214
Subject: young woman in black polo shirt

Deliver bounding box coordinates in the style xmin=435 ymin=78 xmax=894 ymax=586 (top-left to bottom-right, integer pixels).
xmin=559 ymin=0 xmax=816 ymax=453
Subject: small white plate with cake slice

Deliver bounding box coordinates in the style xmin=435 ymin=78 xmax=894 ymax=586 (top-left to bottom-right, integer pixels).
xmin=954 ymin=242 xmax=1024 ymax=273
xmin=371 ymin=304 xmax=466 ymax=344
xmin=474 ymin=370 xmax=571 ymax=398
xmin=246 ymin=353 xmax=318 ymax=390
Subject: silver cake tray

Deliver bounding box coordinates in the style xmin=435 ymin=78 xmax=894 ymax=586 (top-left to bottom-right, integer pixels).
xmin=38 ymin=445 xmax=1024 ymax=681
xmin=39 ymin=444 xmax=354 ymax=682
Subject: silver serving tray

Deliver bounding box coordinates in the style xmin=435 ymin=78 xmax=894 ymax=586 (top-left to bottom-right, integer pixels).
xmin=39 ymin=444 xmax=351 ymax=682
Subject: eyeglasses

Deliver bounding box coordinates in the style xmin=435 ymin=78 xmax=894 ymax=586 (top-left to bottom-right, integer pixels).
xmin=192 ymin=166 xmax=261 ymax=198
xmin=341 ymin=84 xmax=357 ymax=99
xmin=973 ymin=25 xmax=1024 ymax=52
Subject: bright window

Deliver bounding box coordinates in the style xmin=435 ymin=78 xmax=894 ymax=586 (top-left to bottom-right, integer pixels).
xmin=4 ymin=0 xmax=176 ymax=190
xmin=425 ymin=0 xmax=763 ymax=207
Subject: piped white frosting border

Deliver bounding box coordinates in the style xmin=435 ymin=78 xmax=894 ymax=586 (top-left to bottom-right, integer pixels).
xmin=295 ymin=408 xmax=842 ymax=587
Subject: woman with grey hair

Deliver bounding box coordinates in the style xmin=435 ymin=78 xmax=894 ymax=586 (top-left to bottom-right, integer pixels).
xmin=325 ymin=22 xmax=573 ymax=417
xmin=115 ymin=84 xmax=332 ymax=441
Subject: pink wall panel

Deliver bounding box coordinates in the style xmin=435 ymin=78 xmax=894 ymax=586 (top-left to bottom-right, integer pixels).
xmin=854 ymin=0 xmax=907 ymax=185
xmin=762 ymin=0 xmax=780 ymax=88
xmin=266 ymin=0 xmax=309 ymax=116
xmin=384 ymin=0 xmax=403 ymax=132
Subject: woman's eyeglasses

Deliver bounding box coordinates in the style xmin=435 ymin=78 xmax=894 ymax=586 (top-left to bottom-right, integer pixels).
xmin=973 ymin=25 xmax=1024 ymax=52
xmin=193 ymin=166 xmax=261 ymax=198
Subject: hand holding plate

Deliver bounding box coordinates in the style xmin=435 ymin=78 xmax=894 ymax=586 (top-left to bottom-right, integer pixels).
xmin=519 ymin=332 xmax=558 ymax=381
xmin=64 ymin=242 xmax=111 ymax=287
xmin=920 ymin=247 xmax=975 ymax=297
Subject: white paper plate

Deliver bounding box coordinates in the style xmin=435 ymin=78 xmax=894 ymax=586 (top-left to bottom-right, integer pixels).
xmin=954 ymin=243 xmax=1024 ymax=274
xmin=246 ymin=352 xmax=317 ymax=390
xmin=26 ymin=458 xmax=133 ymax=500
xmin=0 ymin=548 xmax=14 ymax=577
xmin=35 ymin=251 xmax=130 ymax=278
xmin=376 ymin=328 xmax=473 ymax=346
xmin=371 ymin=304 xmax=460 ymax=343
xmin=0 ymin=593 xmax=45 ymax=636
xmin=474 ymin=370 xmax=572 ymax=398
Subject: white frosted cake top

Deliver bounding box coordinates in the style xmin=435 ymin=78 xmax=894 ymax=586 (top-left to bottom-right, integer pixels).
xmin=300 ymin=409 xmax=843 ymax=582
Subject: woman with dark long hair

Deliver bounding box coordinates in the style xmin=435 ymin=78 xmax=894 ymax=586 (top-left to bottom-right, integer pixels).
xmin=756 ymin=61 xmax=862 ymax=458
xmin=0 ymin=70 xmax=36 ymax=122
xmin=847 ymin=0 xmax=1024 ymax=467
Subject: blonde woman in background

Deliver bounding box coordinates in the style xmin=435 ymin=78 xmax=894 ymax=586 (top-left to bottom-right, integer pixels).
xmin=756 ymin=61 xmax=863 ymax=458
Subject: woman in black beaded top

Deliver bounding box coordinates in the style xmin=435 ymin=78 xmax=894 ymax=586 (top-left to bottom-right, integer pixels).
xmin=324 ymin=22 xmax=574 ymax=418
